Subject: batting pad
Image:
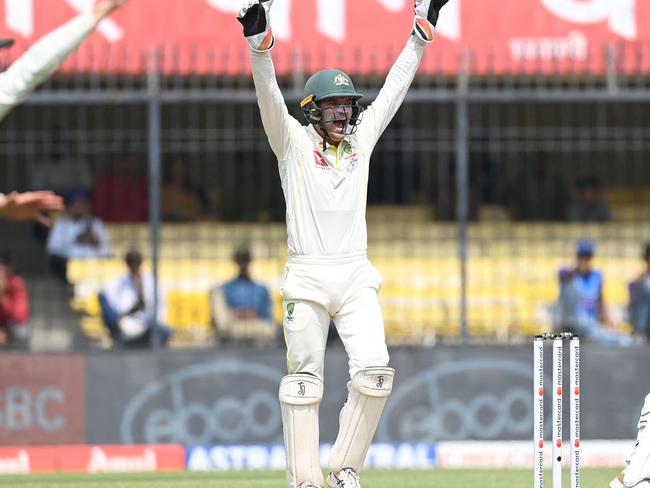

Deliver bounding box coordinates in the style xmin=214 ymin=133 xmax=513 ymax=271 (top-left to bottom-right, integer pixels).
xmin=279 ymin=373 xmax=324 ymax=488
xmin=328 ymin=367 xmax=394 ymax=473
xmin=624 ymin=394 xmax=650 ymax=486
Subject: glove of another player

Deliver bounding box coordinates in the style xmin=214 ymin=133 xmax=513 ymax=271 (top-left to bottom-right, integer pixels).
xmin=413 ymin=0 xmax=450 ymax=43
xmin=237 ymin=0 xmax=275 ymax=52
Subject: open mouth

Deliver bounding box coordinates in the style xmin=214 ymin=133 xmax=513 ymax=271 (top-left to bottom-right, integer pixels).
xmin=332 ymin=120 xmax=347 ymax=132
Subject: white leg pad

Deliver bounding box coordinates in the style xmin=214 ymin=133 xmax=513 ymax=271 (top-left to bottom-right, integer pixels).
xmin=279 ymin=374 xmax=324 ymax=488
xmin=624 ymin=394 xmax=650 ymax=486
xmin=328 ymin=367 xmax=394 ymax=474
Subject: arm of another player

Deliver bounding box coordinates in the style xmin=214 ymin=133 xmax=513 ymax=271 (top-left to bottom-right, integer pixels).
xmin=357 ymin=0 xmax=450 ymax=149
xmin=0 ymin=0 xmax=129 ymax=122
xmin=0 ymin=191 xmax=64 ymax=226
xmin=238 ymin=0 xmax=304 ymax=161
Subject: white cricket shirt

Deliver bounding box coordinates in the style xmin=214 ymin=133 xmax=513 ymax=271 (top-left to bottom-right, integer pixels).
xmin=251 ymin=36 xmax=425 ymax=258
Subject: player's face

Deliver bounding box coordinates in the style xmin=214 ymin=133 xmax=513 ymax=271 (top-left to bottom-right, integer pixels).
xmin=318 ymin=97 xmax=354 ymax=143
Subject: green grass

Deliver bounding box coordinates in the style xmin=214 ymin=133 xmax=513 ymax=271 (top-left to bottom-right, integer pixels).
xmin=0 ymin=468 xmax=620 ymax=487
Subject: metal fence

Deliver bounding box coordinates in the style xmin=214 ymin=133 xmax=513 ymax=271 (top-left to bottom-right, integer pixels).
xmin=1 ymin=48 xmax=650 ymax=351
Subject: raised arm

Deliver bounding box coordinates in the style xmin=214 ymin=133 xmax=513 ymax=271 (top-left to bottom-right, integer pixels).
xmin=358 ymin=0 xmax=449 ymax=148
xmin=0 ymin=0 xmax=128 ymax=122
xmin=238 ymin=0 xmax=304 ymax=160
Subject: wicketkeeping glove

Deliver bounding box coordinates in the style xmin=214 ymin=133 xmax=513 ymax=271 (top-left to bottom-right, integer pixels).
xmin=237 ymin=0 xmax=275 ymax=52
xmin=413 ymin=0 xmax=450 ymax=43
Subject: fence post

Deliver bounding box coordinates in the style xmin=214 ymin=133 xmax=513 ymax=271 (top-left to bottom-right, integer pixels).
xmin=456 ymin=49 xmax=470 ymax=340
xmin=147 ymin=48 xmax=162 ymax=349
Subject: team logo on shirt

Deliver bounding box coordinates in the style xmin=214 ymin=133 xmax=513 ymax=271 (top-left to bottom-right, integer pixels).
xmin=341 ymin=140 xmax=352 ymax=154
xmin=334 ymin=74 xmax=350 ymax=86
xmin=286 ymin=303 xmax=295 ymax=322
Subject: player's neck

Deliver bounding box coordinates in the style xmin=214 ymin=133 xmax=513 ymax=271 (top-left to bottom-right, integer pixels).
xmin=315 ymin=126 xmax=342 ymax=148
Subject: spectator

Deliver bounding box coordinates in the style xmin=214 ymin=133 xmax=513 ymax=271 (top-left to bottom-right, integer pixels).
xmin=161 ymin=156 xmax=205 ymax=221
xmin=210 ymin=242 xmax=277 ymax=344
xmin=628 ymin=243 xmax=650 ymax=341
xmin=568 ymin=176 xmax=612 ymax=223
xmin=0 ymin=251 xmax=29 ymax=349
xmin=98 ymin=250 xmax=171 ymax=348
xmin=91 ymin=150 xmax=148 ymax=222
xmin=46 ymin=189 xmax=111 ymax=282
xmin=508 ymin=151 xmax=570 ymax=221
xmin=555 ymin=239 xmax=632 ymax=346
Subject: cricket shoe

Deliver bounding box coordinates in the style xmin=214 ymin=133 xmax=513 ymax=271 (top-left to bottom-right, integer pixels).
xmin=610 ymin=473 xmax=650 ymax=488
xmin=327 ymin=468 xmax=360 ymax=488
xmin=297 ymin=483 xmax=322 ymax=488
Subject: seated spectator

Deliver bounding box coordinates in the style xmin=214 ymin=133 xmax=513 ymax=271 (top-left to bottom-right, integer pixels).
xmin=628 ymin=242 xmax=650 ymax=341
xmin=555 ymin=239 xmax=631 ymax=346
xmin=98 ymin=250 xmax=171 ymax=348
xmin=46 ymin=190 xmax=112 ymax=282
xmin=161 ymin=156 xmax=205 ymax=222
xmin=0 ymin=251 xmax=29 ymax=349
xmin=91 ymin=150 xmax=148 ymax=222
xmin=210 ymin=243 xmax=277 ymax=344
xmin=568 ymin=176 xmax=612 ymax=222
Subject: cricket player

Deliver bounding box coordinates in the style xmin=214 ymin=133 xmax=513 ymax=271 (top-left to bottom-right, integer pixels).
xmin=0 ymin=0 xmax=129 ymax=225
xmin=611 ymin=393 xmax=650 ymax=488
xmin=237 ymin=1 xmax=449 ymax=487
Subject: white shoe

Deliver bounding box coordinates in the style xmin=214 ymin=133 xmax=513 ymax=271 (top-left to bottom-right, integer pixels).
xmin=297 ymin=483 xmax=322 ymax=488
xmin=327 ymin=468 xmax=360 ymax=488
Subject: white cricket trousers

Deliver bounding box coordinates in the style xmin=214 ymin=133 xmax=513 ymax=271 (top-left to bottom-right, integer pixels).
xmin=280 ymin=252 xmax=389 ymax=381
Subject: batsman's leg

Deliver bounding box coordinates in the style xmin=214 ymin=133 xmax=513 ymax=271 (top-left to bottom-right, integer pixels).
xmin=281 ymin=299 xmax=330 ymax=488
xmin=328 ymin=284 xmax=391 ymax=481
xmin=280 ymin=373 xmax=324 ymax=488
xmin=328 ymin=366 xmax=394 ymax=474
xmin=611 ymin=393 xmax=650 ymax=488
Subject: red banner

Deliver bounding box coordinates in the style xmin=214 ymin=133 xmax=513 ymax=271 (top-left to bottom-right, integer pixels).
xmin=0 ymin=445 xmax=185 ymax=474
xmin=1 ymin=0 xmax=649 ymax=74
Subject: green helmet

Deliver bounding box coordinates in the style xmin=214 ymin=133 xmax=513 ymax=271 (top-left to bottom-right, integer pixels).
xmin=301 ymin=69 xmax=363 ymax=105
xmin=300 ymin=69 xmax=364 ymax=134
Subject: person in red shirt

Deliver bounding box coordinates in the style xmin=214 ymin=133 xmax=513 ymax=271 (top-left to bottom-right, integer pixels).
xmin=91 ymin=151 xmax=148 ymax=222
xmin=0 ymin=250 xmax=29 ymax=349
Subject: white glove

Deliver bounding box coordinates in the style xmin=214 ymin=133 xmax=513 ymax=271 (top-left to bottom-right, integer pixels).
xmin=237 ymin=0 xmax=275 ymax=52
xmin=413 ymin=0 xmax=450 ymax=43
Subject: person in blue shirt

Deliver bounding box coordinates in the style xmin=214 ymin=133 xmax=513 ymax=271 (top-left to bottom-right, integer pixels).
xmin=556 ymin=239 xmax=632 ymax=346
xmin=222 ymin=243 xmax=273 ymax=321
xmin=628 ymin=243 xmax=650 ymax=341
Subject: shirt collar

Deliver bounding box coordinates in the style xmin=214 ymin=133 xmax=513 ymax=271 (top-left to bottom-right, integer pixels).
xmin=307 ymin=124 xmax=349 ymax=151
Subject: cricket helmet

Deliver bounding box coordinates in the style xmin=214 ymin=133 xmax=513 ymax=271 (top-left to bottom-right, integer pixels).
xmin=300 ymin=69 xmax=364 ymax=133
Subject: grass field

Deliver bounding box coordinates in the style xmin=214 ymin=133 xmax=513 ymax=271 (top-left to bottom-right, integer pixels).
xmin=1 ymin=468 xmax=620 ymax=487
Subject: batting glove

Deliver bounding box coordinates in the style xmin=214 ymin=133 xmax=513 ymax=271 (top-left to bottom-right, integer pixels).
xmin=237 ymin=0 xmax=275 ymax=52
xmin=413 ymin=0 xmax=450 ymax=43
